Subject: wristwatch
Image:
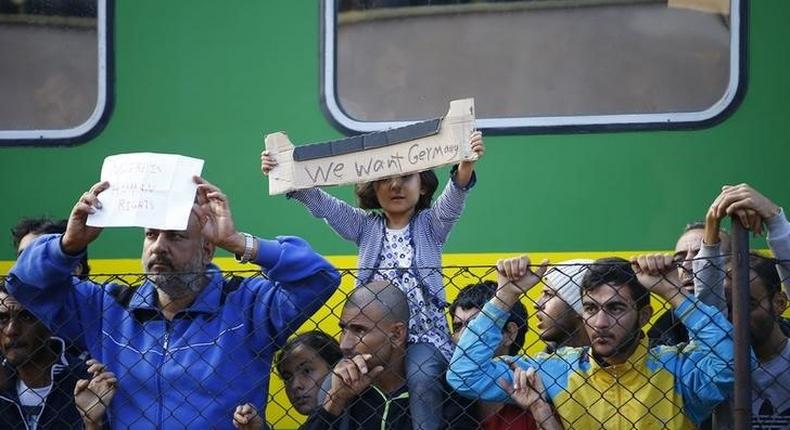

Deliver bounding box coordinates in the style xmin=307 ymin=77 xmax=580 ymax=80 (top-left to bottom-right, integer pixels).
xmin=235 ymin=232 xmax=255 ymax=264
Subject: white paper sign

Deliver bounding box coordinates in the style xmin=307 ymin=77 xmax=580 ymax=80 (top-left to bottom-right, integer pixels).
xmin=87 ymin=153 xmax=205 ymax=230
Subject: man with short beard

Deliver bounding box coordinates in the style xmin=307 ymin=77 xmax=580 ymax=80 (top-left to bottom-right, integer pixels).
xmin=743 ymin=255 xmax=790 ymax=428
xmin=448 ymin=254 xmax=734 ymax=429
xmin=536 ymin=260 xmax=591 ymax=353
xmin=692 ymin=183 xmax=790 ymax=428
xmin=6 ymin=177 xmax=341 ymax=429
xmin=304 ymin=281 xmax=475 ymax=430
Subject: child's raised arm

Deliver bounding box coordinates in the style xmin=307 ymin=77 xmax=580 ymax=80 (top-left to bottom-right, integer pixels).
xmin=261 ymin=149 xmax=370 ymax=245
xmin=427 ymin=131 xmax=484 ymax=243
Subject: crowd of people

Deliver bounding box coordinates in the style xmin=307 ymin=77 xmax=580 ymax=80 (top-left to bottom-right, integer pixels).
xmin=0 ymin=131 xmax=788 ymax=429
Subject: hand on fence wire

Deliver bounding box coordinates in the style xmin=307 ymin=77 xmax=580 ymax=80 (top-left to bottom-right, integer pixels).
xmin=323 ymin=354 xmax=384 ymax=415
xmin=494 ymin=255 xmax=549 ymax=309
xmin=74 ymin=359 xmax=117 ymax=428
xmin=232 ymin=403 xmax=264 ymax=430
xmin=61 ymin=181 xmax=110 ymax=254
xmin=631 ymin=254 xmax=688 ymax=307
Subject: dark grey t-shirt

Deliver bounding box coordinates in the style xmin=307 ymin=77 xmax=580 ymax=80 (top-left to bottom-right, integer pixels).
xmin=752 ymin=340 xmax=790 ymax=429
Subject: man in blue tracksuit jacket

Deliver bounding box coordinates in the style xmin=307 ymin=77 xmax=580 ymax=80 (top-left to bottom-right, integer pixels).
xmin=6 ymin=177 xmax=340 ymax=429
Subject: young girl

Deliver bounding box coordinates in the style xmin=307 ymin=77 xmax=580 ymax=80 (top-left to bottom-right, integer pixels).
xmin=261 ymin=131 xmax=483 ymax=430
xmin=276 ymin=331 xmax=343 ymax=416
xmin=232 ymin=331 xmax=342 ymax=429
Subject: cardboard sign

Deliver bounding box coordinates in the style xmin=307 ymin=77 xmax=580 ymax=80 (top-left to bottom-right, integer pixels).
xmin=87 ymin=153 xmax=204 ymax=230
xmin=265 ymin=98 xmax=476 ymax=195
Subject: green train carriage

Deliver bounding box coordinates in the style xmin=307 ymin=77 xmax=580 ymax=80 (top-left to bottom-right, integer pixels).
xmin=0 ymin=0 xmax=787 ymax=427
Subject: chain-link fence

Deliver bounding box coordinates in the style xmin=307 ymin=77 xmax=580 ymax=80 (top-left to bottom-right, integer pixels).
xmin=0 ymin=248 xmax=788 ymax=429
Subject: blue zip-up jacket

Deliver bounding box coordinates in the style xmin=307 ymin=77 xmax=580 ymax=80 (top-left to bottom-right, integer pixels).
xmin=7 ymin=234 xmax=340 ymax=429
xmin=447 ymin=298 xmax=735 ymax=429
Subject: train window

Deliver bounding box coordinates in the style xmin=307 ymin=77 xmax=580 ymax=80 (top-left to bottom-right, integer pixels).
xmin=322 ymin=0 xmax=742 ymax=133
xmin=0 ymin=0 xmax=109 ymax=144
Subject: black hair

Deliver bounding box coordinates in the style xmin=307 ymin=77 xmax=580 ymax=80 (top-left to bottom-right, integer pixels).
xmin=275 ymin=331 xmax=343 ymax=376
xmin=449 ymin=280 xmax=527 ymax=355
xmin=12 ymin=217 xmax=90 ymax=277
xmin=749 ymin=253 xmax=782 ymax=297
xmin=12 ymin=217 xmax=67 ymax=250
xmin=582 ymin=257 xmax=650 ymax=310
xmin=355 ymin=170 xmax=439 ymax=212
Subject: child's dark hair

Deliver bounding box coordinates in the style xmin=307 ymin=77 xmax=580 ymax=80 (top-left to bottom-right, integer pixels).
xmin=355 ymin=170 xmax=439 ymax=211
xmin=275 ymin=331 xmax=342 ymax=375
xmin=582 ymin=257 xmax=651 ymax=310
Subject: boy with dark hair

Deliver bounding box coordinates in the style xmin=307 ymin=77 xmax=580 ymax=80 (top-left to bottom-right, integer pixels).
xmin=450 ymin=280 xmax=527 ymax=356
xmin=449 ymin=280 xmax=537 ymax=430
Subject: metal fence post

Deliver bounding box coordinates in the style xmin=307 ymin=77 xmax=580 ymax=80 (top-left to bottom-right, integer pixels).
xmin=731 ymin=217 xmax=751 ymax=429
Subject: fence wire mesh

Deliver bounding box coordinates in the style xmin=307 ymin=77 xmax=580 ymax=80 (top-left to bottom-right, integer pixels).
xmin=0 ymin=255 xmax=788 ymax=429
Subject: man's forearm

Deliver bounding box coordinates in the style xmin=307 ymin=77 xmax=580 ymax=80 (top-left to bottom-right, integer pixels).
xmin=693 ymin=242 xmax=727 ymax=312
xmin=322 ymin=387 xmax=350 ymax=417
xmin=531 ymin=404 xmax=564 ymax=430
xmin=447 ymin=301 xmax=517 ymax=403
xmin=493 ymin=288 xmax=520 ymax=311
xmin=663 ymin=288 xmax=692 ymax=309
